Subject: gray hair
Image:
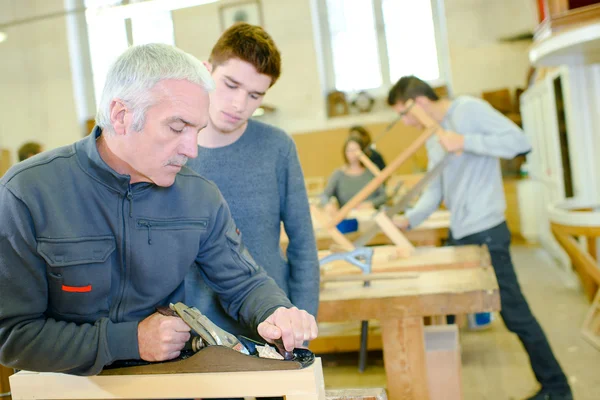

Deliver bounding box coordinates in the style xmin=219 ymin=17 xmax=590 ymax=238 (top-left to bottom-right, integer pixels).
xmin=96 ymin=43 xmax=215 ymax=133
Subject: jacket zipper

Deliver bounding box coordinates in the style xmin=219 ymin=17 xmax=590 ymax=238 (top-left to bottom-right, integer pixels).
xmin=136 ymin=219 xmax=208 ymax=246
xmin=112 ymin=185 xmax=133 ymax=322
xmin=127 ymin=185 xmax=133 ymax=218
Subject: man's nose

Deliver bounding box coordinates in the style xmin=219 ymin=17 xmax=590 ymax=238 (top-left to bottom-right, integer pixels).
xmin=232 ymin=91 xmax=248 ymax=112
xmin=181 ymin=132 xmax=199 ymax=159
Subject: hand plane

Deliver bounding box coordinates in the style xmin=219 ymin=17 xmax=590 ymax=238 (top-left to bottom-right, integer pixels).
xmin=101 ymin=302 xmax=315 ymax=375
xmin=168 ymin=302 xmax=294 ymax=360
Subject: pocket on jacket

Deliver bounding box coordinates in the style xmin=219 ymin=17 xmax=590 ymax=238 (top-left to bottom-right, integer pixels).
xmin=38 ymin=236 xmax=115 ymax=317
xmin=224 ymin=225 xmax=259 ymax=273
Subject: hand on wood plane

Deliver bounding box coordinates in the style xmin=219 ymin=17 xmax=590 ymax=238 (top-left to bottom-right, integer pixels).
xmin=257 ymin=306 xmax=318 ymax=354
xmin=102 ymin=303 xmax=317 ymax=374
xmin=138 ymin=311 xmax=192 ymax=362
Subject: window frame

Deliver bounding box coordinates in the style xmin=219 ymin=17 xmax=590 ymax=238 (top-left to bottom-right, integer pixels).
xmin=316 ymin=0 xmax=452 ymax=98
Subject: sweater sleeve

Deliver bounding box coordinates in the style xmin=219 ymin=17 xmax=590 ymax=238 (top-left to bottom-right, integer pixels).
xmin=461 ymin=99 xmax=532 ymax=159
xmin=277 ymin=140 xmax=320 ymax=317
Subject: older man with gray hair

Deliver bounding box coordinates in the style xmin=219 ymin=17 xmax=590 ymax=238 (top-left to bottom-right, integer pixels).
xmin=0 ymin=43 xmax=317 ymax=376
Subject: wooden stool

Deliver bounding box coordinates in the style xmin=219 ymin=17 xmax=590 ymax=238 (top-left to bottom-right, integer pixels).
xmin=10 ymin=358 xmax=325 ymax=400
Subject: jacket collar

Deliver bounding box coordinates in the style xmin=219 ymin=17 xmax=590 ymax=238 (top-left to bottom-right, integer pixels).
xmin=75 ymin=126 xmax=134 ymax=194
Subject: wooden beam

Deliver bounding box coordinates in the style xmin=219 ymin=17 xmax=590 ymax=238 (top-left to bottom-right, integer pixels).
xmin=321 ymin=271 xmax=420 ymax=283
xmin=381 ymin=317 xmax=430 ymax=400
xmin=10 ymin=359 xmax=326 ymax=400
xmin=312 ymin=205 xmax=356 ymax=251
xmin=550 ymin=223 xmax=600 ymax=301
xmin=373 ymin=212 xmax=415 ymax=257
xmin=357 ymin=151 xmax=381 ymax=176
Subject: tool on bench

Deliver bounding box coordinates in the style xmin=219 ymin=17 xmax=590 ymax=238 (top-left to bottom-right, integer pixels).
xmin=319 ymin=247 xmax=374 ymax=275
xmin=167 ymin=302 xmax=295 ymax=361
xmin=101 ymin=302 xmax=315 ymax=374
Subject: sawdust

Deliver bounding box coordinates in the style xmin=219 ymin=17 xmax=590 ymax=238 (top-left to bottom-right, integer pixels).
xmin=256 ymin=344 xmax=284 ymax=360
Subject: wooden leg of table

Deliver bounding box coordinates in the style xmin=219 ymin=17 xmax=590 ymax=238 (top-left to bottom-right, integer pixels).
xmin=381 ymin=317 xmax=429 ymax=400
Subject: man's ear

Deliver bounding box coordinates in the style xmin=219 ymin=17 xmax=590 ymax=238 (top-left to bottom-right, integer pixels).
xmin=109 ymin=99 xmax=128 ymax=135
xmin=202 ymin=61 xmax=213 ymax=73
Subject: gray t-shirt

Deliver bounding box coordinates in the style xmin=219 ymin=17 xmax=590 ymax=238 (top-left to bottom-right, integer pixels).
xmin=321 ymin=168 xmax=387 ymax=208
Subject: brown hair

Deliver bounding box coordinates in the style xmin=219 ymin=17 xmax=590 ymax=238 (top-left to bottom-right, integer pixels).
xmin=387 ymin=75 xmax=439 ymax=106
xmin=18 ymin=142 xmax=43 ymax=162
xmin=343 ymin=137 xmax=365 ymax=166
xmin=209 ymin=22 xmax=281 ymax=86
xmin=348 ymin=125 xmax=373 ymax=156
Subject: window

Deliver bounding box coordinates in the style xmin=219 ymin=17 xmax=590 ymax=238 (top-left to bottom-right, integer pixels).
xmin=85 ymin=0 xmax=175 ymax=106
xmin=318 ymin=0 xmax=449 ymax=95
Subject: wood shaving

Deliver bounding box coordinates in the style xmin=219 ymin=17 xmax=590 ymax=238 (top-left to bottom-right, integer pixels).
xmin=256 ymin=344 xmax=284 ymax=360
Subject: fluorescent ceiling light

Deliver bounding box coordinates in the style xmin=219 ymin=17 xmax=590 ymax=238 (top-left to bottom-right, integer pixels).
xmin=87 ymin=0 xmax=218 ymax=20
xmin=0 ymin=32 xmax=7 ymax=43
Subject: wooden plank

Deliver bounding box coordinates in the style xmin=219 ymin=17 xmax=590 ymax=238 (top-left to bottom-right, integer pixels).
xmin=357 ymin=151 xmax=381 ymax=176
xmin=10 ymin=359 xmax=326 ymax=400
xmin=311 ymin=204 xmax=356 ymax=251
xmin=319 ymin=245 xmax=489 ymax=277
xmin=381 ymin=317 xmax=429 ymax=400
xmin=326 ymin=387 xmax=387 ymax=400
xmin=321 ymin=272 xmax=420 ymax=284
xmin=373 ymin=212 xmax=415 ymax=257
xmin=318 ymin=267 xmax=500 ymax=322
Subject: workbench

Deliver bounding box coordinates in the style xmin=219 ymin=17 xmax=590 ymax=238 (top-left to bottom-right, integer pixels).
xmin=317 ymin=247 xmax=500 ymax=400
xmin=10 ymin=359 xmax=327 ymax=400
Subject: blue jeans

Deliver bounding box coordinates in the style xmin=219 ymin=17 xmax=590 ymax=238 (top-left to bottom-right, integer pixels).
xmin=448 ymin=221 xmax=570 ymax=392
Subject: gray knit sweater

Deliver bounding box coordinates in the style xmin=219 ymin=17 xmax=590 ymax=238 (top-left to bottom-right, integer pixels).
xmin=185 ymin=119 xmax=319 ymax=338
xmin=321 ymin=169 xmax=387 ymax=208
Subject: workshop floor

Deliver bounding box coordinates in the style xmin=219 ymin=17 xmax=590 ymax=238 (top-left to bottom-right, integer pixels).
xmin=321 ymin=245 xmax=600 ymax=400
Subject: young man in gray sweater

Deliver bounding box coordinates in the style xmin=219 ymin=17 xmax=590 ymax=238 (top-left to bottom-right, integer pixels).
xmin=390 ymin=76 xmax=572 ymax=400
xmin=186 ymin=23 xmax=319 ymax=340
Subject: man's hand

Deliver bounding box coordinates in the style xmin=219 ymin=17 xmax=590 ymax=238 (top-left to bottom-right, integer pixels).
xmin=138 ymin=312 xmax=191 ymax=362
xmin=257 ymin=307 xmax=318 ymax=352
xmin=438 ymin=131 xmax=465 ymax=153
xmin=394 ymin=215 xmax=410 ymax=231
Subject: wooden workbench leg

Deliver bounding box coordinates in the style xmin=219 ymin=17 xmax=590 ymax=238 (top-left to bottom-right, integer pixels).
xmin=381 ymin=317 xmax=430 ymax=400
